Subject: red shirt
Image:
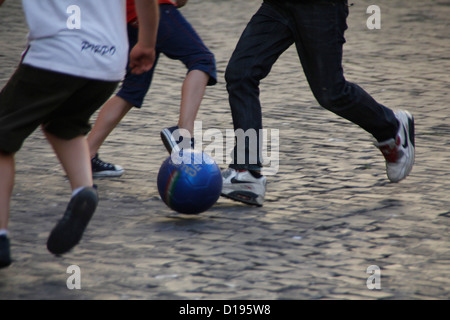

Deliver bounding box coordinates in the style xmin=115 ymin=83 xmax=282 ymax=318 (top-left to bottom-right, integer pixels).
xmin=127 ymin=0 xmax=176 ymax=23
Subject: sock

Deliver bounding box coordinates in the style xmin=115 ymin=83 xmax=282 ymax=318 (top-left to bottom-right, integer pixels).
xmin=0 ymin=229 xmax=9 ymax=237
xmin=72 ymin=185 xmax=97 ymax=198
xmin=72 ymin=186 xmax=86 ymax=198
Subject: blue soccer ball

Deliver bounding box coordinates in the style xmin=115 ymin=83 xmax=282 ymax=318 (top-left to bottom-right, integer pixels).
xmin=157 ymin=150 xmax=222 ymax=214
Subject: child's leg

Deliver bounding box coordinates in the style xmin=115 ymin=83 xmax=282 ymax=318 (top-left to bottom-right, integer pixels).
xmin=42 ymin=79 xmax=117 ymax=255
xmin=178 ymin=70 xmax=209 ymax=135
xmin=43 ymin=132 xmax=93 ymax=191
xmin=0 ymin=152 xmax=14 ymax=230
xmin=0 ymin=152 xmax=14 ymax=267
xmin=158 ymin=4 xmax=216 ymax=135
xmin=43 ymin=137 xmax=98 ymax=255
xmin=87 ymin=22 xmax=154 ymax=160
xmin=87 ymin=96 xmax=133 ymax=159
xmin=0 ymin=64 xmax=75 ymax=233
xmin=36 ymin=75 xmax=117 ymax=254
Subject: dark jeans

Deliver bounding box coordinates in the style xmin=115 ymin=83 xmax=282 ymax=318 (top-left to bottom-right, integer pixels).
xmin=225 ymin=0 xmax=399 ymax=171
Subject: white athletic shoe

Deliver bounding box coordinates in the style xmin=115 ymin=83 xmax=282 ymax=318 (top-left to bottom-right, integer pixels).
xmin=221 ymin=168 xmax=267 ymax=206
xmin=375 ymin=110 xmax=415 ymax=183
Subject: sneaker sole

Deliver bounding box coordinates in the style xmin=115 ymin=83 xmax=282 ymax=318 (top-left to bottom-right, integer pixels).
xmin=403 ymin=112 xmax=415 ymax=177
xmin=221 ymin=191 xmax=264 ymax=207
xmin=47 ymin=187 xmax=98 ymax=255
xmin=92 ymin=169 xmax=124 ymax=178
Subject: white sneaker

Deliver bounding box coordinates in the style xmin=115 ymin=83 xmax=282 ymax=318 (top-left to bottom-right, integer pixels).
xmin=221 ymin=168 xmax=266 ymax=206
xmin=375 ymin=110 xmax=415 ymax=183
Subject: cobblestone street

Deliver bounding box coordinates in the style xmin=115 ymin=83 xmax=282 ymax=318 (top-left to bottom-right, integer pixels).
xmin=0 ymin=0 xmax=449 ymax=300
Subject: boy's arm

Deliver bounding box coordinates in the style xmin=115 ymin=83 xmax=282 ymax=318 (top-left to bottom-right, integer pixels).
xmin=129 ymin=0 xmax=159 ymax=74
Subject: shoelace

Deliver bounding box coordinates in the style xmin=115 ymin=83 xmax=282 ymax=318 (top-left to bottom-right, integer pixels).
xmin=92 ymin=157 xmax=114 ymax=169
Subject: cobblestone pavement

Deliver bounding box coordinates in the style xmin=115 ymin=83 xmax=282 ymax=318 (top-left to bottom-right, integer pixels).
xmin=0 ymin=0 xmax=449 ymax=300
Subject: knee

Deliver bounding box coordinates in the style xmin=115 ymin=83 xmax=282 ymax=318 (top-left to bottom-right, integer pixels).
xmin=313 ymin=82 xmax=354 ymax=110
xmin=315 ymin=90 xmax=338 ymax=109
xmin=224 ymin=61 xmax=240 ymax=85
xmin=225 ymin=61 xmax=262 ymax=92
xmin=188 ymin=52 xmax=217 ymax=85
xmin=195 ymin=51 xmax=216 ymax=70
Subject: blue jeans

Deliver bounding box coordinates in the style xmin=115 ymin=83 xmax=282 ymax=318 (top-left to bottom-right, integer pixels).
xmin=225 ymin=0 xmax=399 ymax=171
xmin=117 ymin=4 xmax=216 ymax=108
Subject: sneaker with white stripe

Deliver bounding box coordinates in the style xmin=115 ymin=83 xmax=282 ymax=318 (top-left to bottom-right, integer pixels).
xmin=91 ymin=154 xmax=124 ymax=178
xmin=160 ymin=126 xmax=194 ymax=155
xmin=221 ymin=168 xmax=267 ymax=206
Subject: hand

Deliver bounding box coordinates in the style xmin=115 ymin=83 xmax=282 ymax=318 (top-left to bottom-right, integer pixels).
xmin=128 ymin=43 xmax=156 ymax=75
xmin=133 ymin=0 xmax=158 ymax=73
xmin=176 ymin=0 xmax=188 ymax=8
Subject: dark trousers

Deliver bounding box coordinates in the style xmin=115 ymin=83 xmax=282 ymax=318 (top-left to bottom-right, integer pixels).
xmin=225 ymin=0 xmax=399 ymax=171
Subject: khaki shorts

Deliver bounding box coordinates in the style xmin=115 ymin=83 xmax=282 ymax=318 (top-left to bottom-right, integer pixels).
xmin=0 ymin=64 xmax=118 ymax=153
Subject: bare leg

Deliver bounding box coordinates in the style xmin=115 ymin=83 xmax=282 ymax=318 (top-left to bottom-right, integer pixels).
xmin=0 ymin=152 xmax=14 ymax=230
xmin=178 ymin=70 xmax=209 ymax=135
xmin=44 ymin=132 xmax=100 ymax=255
xmin=43 ymin=132 xmax=93 ymax=191
xmin=87 ymin=96 xmax=133 ymax=158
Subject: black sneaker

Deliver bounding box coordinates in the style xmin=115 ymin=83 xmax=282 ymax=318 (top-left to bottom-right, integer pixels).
xmin=47 ymin=187 xmax=98 ymax=255
xmin=160 ymin=126 xmax=194 ymax=154
xmin=91 ymin=154 xmax=124 ymax=178
xmin=0 ymin=235 xmax=11 ymax=268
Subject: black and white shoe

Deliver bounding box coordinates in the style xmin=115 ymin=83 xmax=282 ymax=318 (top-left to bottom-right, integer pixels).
xmin=91 ymin=154 xmax=124 ymax=178
xmin=375 ymin=110 xmax=415 ymax=183
xmin=160 ymin=126 xmax=194 ymax=155
xmin=221 ymin=168 xmax=267 ymax=206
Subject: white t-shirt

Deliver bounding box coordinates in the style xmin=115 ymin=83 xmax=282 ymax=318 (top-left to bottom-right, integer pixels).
xmin=21 ymin=0 xmax=128 ymax=81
